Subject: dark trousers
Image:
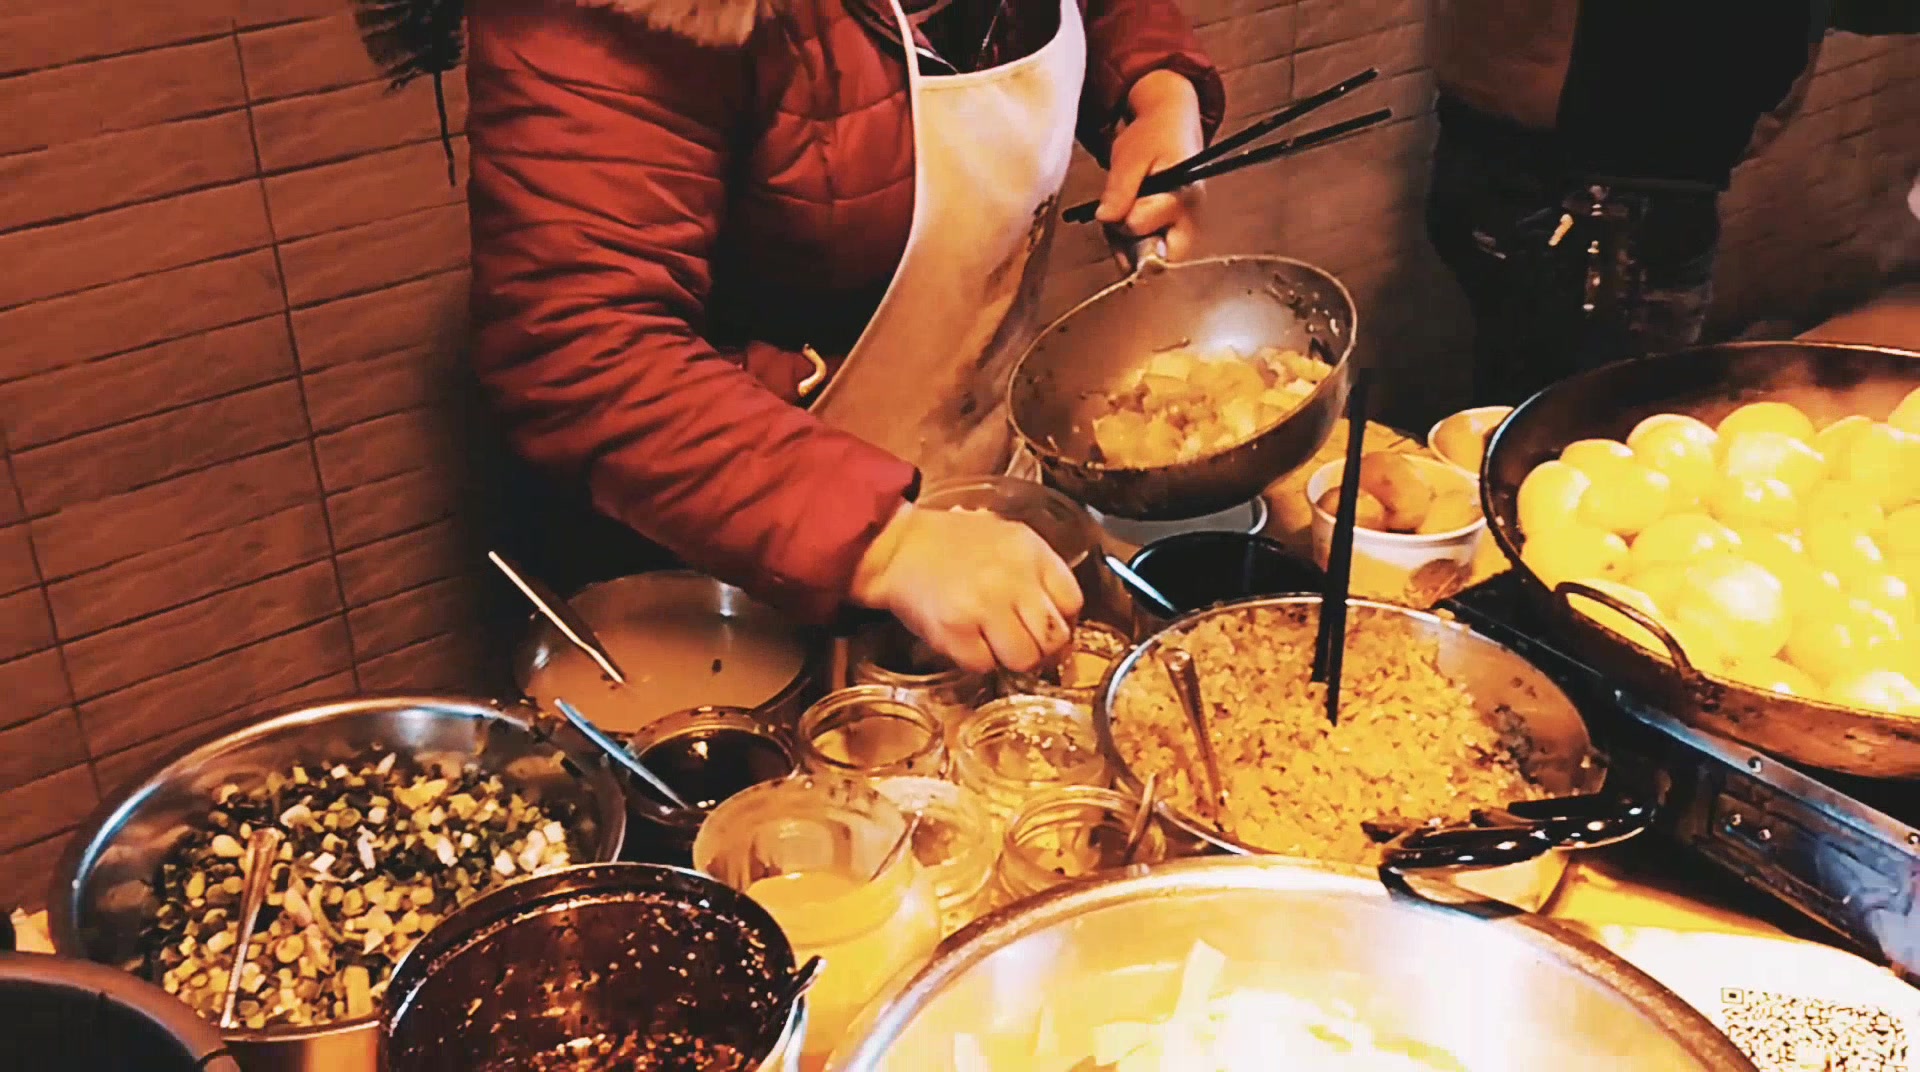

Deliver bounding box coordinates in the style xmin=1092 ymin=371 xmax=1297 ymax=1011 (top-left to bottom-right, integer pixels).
xmin=1424 ymin=106 xmax=1719 ymax=408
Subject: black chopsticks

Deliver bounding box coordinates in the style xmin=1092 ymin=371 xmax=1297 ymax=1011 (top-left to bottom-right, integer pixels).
xmin=1063 ymin=68 xmax=1387 ymax=224
xmin=1311 ymin=366 xmax=1373 ymax=726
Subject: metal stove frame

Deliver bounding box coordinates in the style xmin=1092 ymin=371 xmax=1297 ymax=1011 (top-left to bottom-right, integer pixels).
xmin=1442 ymin=573 xmax=1920 ymax=984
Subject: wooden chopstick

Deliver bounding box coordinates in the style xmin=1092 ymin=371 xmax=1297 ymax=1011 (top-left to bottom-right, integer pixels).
xmin=1061 ymin=68 xmax=1383 ymax=224
xmin=1312 ymin=367 xmax=1374 ymax=726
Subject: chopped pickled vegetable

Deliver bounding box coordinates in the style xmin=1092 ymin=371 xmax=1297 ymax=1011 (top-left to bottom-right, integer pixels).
xmin=141 ymin=749 xmax=580 ymax=1029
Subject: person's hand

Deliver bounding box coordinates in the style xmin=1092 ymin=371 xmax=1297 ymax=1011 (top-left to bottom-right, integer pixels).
xmin=850 ymin=504 xmax=1083 ymax=673
xmin=1096 ymin=69 xmax=1207 ymax=261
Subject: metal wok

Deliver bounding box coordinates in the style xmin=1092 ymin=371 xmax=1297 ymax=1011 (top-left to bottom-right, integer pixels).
xmin=1008 ymin=243 xmax=1356 ymax=520
xmin=1092 ymin=595 xmax=1623 ymax=912
xmin=1481 ymin=340 xmax=1920 ymax=779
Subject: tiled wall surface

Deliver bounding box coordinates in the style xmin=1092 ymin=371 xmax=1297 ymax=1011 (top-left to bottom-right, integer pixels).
xmin=1 ymin=1 xmax=1916 ymax=909
xmin=0 ymin=1 xmax=491 ymax=908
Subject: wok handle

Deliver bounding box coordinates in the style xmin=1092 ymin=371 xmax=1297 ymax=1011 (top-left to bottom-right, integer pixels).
xmin=1378 ymin=797 xmax=1653 ymax=889
xmin=1551 ymin=580 xmax=1702 ymax=679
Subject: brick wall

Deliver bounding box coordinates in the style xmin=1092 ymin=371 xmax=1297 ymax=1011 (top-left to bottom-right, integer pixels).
xmin=1 ymin=1 xmax=1916 ymax=910
xmin=0 ymin=1 xmax=492 ymax=909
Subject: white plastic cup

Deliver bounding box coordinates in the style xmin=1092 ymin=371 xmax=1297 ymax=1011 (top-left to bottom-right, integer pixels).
xmin=1305 ymin=455 xmax=1487 ymax=606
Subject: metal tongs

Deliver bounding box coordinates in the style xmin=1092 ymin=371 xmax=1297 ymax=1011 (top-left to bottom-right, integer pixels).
xmin=1377 ymin=793 xmax=1655 ymax=903
xmin=1063 ymin=68 xmax=1391 ymax=223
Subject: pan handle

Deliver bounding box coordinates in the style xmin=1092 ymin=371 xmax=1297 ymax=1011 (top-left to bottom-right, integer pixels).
xmin=1378 ymin=795 xmax=1653 ymax=897
xmin=1550 ymin=580 xmax=1702 ymax=679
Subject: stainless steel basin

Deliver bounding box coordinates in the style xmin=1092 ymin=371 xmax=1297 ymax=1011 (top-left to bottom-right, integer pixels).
xmin=829 ymin=856 xmax=1753 ymax=1071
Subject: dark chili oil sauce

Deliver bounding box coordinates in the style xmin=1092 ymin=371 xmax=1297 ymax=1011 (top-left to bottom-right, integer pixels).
xmin=638 ymin=730 xmax=794 ymax=811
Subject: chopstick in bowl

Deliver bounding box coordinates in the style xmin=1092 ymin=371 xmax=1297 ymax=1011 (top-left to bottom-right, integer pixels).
xmin=1312 ymin=366 xmax=1374 ymax=725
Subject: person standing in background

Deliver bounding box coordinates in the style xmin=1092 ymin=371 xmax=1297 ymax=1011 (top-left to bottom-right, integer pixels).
xmin=1424 ymin=0 xmax=1913 ymax=408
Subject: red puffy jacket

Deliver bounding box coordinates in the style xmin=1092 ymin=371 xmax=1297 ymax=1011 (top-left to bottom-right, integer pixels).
xmin=466 ymin=0 xmax=1222 ymax=622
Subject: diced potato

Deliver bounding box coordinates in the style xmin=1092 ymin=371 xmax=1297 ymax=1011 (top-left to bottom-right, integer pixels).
xmin=1145 ymin=348 xmax=1199 ymax=380
xmin=1357 ymin=452 xmax=1435 ymax=532
xmin=1094 ymin=412 xmax=1151 ymax=463
xmin=1418 ymin=489 xmax=1482 ymax=534
xmin=1140 ymin=373 xmax=1197 ymax=408
xmin=1316 ymin=486 xmax=1390 ymax=531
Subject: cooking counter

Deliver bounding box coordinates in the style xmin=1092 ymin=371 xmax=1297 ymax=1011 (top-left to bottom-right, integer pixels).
xmin=1250 ymin=418 xmax=1920 ymax=1069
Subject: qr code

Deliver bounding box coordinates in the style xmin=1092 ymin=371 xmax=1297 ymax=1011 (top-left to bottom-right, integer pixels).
xmin=1720 ymin=988 xmax=1911 ymax=1071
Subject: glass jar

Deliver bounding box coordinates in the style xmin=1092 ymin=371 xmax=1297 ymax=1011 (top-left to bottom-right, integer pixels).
xmin=872 ymin=776 xmax=1002 ymax=938
xmin=918 ymin=475 xmax=1118 ymax=625
xmin=996 ymin=620 xmax=1133 ymax=707
xmin=618 ymin=705 xmax=797 ymax=865
xmin=995 ymin=785 xmax=1170 ymax=904
xmin=692 ymin=774 xmax=941 ymax=1064
xmin=796 ymin=686 xmax=947 ymax=779
xmin=849 ymin=622 xmax=993 ymax=733
xmin=950 ymin=695 xmax=1109 ymax=821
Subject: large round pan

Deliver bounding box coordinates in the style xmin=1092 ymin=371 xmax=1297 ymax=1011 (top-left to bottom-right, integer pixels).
xmin=1481 ymin=340 xmax=1920 ymax=779
xmin=1091 ymin=595 xmax=1611 ymax=911
xmin=1009 ymin=243 xmax=1356 ymax=520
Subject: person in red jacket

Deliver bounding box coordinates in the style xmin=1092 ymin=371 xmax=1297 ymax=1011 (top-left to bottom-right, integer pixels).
xmin=437 ymin=0 xmax=1223 ymax=674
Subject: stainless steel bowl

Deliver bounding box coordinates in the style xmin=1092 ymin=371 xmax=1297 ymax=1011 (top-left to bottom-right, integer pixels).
xmin=829 ymin=857 xmax=1754 ymax=1071
xmin=1093 ymin=596 xmax=1602 ymax=909
xmin=2 ymin=950 xmax=242 ymax=1072
xmin=48 ymin=694 xmax=630 ymax=1072
xmin=1009 ymin=251 xmax=1356 ymax=521
xmin=516 ymin=571 xmax=823 ymax=736
xmin=382 ymin=863 xmax=804 ymax=1072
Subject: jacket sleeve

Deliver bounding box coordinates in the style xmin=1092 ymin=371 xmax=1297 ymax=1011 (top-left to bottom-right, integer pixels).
xmin=465 ymin=1 xmax=918 ymax=624
xmin=1078 ymin=0 xmax=1227 ymax=161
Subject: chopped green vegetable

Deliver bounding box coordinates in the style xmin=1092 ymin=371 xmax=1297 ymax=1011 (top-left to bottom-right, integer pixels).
xmin=140 ymin=749 xmax=580 ymax=1029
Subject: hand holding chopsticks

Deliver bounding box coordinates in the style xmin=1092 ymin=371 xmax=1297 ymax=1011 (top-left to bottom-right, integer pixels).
xmin=1063 ymin=68 xmax=1389 ymax=224
xmin=1312 ymin=367 xmax=1375 ymax=726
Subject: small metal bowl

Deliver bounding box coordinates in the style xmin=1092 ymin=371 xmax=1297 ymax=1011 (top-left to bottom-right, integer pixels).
xmin=516 ymin=572 xmax=823 ymax=736
xmin=381 ymin=863 xmax=804 ymax=1072
xmin=48 ymin=694 xmax=629 ymax=1072
xmin=618 ymin=706 xmax=799 ymax=865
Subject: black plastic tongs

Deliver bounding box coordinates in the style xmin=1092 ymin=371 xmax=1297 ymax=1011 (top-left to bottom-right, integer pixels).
xmin=1063 ymin=68 xmax=1390 ymax=224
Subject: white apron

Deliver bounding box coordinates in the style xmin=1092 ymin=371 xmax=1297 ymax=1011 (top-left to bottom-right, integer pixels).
xmin=805 ymin=0 xmax=1087 ymax=482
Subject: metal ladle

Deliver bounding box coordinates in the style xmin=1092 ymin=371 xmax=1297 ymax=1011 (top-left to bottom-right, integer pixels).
xmin=554 ymin=699 xmax=692 ymax=812
xmin=1159 ymin=648 xmax=1226 ymax=812
xmin=1106 ymin=554 xmax=1181 ymax=619
xmin=1119 ymin=773 xmax=1158 ymax=865
xmin=486 ymin=552 xmax=693 ymax=812
xmin=219 ymin=827 xmax=285 ymax=1030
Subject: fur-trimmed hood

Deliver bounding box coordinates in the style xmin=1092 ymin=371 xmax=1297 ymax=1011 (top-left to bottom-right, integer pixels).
xmin=572 ymin=0 xmax=779 ymax=48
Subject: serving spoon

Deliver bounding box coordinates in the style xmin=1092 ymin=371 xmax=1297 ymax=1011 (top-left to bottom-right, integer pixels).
xmin=219 ymin=827 xmax=285 ymax=1030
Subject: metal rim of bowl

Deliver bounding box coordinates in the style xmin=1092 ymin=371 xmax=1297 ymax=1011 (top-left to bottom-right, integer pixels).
xmin=1424 ymin=405 xmax=1513 ymax=479
xmin=1011 ymin=253 xmax=1360 ymax=475
xmin=0 ymin=950 xmax=242 ymax=1070
xmin=829 ymin=856 xmax=1756 ymax=1072
xmin=1090 ymin=595 xmax=1598 ymax=857
xmin=47 ymin=693 xmax=631 ymax=1047
xmin=379 ymin=861 xmax=803 ymax=1068
xmin=511 ymin=570 xmax=820 ymax=718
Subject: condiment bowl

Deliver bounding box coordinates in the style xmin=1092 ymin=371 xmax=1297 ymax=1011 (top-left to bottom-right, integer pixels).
xmin=1305 ymin=455 xmax=1487 ymax=606
xmin=1426 ymin=404 xmax=1514 ymax=480
xmin=48 ymin=694 xmax=628 ymax=1072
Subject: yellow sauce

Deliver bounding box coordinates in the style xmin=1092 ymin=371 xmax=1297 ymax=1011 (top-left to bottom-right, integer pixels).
xmin=746 ymin=868 xmax=941 ymax=1066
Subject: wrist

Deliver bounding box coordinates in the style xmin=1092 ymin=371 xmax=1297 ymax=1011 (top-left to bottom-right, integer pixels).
xmin=1127 ymin=68 xmax=1200 ymax=122
xmin=849 ymin=500 xmax=914 ymax=608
